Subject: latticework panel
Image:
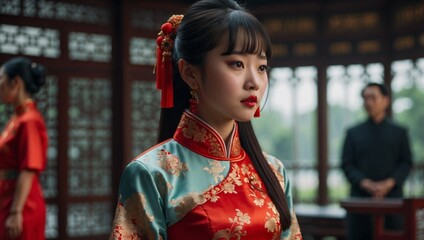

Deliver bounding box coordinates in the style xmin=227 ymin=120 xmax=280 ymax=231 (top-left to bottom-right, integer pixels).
xmin=45 ymin=204 xmax=58 ymax=238
xmin=0 ymin=24 xmax=60 ymax=58
xmin=67 ymin=202 xmax=112 ymax=237
xmin=69 ymin=32 xmax=111 ymax=62
xmin=131 ymin=80 xmax=160 ymax=157
xmin=129 ymin=37 xmax=156 ymax=65
xmin=37 ymin=76 xmax=59 ymax=198
xmin=36 ymin=76 xmax=60 ymax=238
xmin=68 ymin=78 xmax=112 ymax=196
xmin=0 ymin=0 xmax=110 ymax=25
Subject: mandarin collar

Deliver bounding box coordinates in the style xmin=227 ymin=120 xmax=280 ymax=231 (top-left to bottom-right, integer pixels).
xmin=15 ymin=100 xmax=36 ymax=116
xmin=173 ymin=110 xmax=245 ymax=161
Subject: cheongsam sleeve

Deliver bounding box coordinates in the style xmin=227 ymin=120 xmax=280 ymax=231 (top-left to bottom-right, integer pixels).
xmin=265 ymin=154 xmax=303 ymax=240
xmin=17 ymin=120 xmax=46 ymax=172
xmin=279 ymin=166 xmax=302 ymax=240
xmin=110 ymin=161 xmax=167 ymax=240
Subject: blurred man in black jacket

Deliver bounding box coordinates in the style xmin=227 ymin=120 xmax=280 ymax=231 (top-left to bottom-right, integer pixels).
xmin=341 ymin=82 xmax=413 ymax=240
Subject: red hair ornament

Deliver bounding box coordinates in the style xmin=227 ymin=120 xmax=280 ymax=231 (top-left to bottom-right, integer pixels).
xmin=155 ymin=15 xmax=184 ymax=108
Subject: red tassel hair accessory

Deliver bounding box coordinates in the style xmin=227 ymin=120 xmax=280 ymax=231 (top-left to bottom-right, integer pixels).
xmin=155 ymin=14 xmax=184 ymax=108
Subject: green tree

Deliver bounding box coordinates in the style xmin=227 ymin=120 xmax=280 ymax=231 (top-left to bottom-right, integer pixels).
xmin=252 ymin=110 xmax=293 ymax=163
xmin=393 ymin=85 xmax=424 ymax=163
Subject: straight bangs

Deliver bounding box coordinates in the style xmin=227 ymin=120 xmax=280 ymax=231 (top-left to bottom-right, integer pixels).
xmin=223 ymin=10 xmax=272 ymax=60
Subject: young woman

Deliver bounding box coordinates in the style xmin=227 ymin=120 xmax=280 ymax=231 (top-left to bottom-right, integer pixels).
xmin=0 ymin=57 xmax=48 ymax=240
xmin=110 ymin=0 xmax=302 ymax=239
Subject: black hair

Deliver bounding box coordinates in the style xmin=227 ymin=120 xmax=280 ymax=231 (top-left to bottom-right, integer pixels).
xmin=361 ymin=82 xmax=389 ymax=97
xmin=2 ymin=57 xmax=46 ymax=95
xmin=157 ymin=0 xmax=292 ymax=231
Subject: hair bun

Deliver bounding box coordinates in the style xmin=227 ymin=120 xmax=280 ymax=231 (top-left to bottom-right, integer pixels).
xmin=30 ymin=62 xmax=46 ymax=89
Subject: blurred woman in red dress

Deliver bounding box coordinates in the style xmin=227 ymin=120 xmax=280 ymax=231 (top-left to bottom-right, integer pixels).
xmin=0 ymin=57 xmax=48 ymax=240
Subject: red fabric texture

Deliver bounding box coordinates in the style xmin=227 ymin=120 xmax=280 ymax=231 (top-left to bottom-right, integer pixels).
xmin=167 ymin=157 xmax=281 ymax=240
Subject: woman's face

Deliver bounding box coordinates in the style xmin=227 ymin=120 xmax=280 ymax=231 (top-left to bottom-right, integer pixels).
xmin=0 ymin=67 xmax=17 ymax=104
xmin=196 ymin=37 xmax=269 ymax=124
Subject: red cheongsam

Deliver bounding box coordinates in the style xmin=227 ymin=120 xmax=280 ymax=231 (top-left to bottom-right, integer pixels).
xmin=0 ymin=101 xmax=48 ymax=240
xmin=110 ymin=110 xmax=303 ymax=240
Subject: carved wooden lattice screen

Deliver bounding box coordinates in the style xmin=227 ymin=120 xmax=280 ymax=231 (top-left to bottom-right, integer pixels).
xmin=122 ymin=1 xmax=188 ymax=160
xmin=0 ymin=0 xmax=193 ymax=239
xmin=0 ymin=0 xmax=113 ymax=239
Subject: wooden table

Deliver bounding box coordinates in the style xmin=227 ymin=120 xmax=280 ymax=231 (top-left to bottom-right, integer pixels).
xmin=295 ymin=204 xmax=346 ymax=240
xmin=340 ymin=198 xmax=424 ymax=240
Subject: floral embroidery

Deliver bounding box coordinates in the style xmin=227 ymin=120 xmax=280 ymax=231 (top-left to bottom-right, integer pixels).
xmin=286 ymin=210 xmax=303 ymax=240
xmin=110 ymin=194 xmax=157 ymax=240
xmin=241 ymin=164 xmax=262 ymax=188
xmin=181 ymin=118 xmax=208 ymax=142
xmin=212 ymin=209 xmax=251 ymax=240
xmin=228 ymin=170 xmax=243 ymax=186
xmin=157 ymin=149 xmax=188 ymax=176
xmin=110 ymin=224 xmax=140 ymax=240
xmin=111 ymin=110 xmax=302 ymax=239
xmin=266 ymin=155 xmax=286 ymax=192
xmin=240 ymin=163 xmax=267 ymax=206
xmin=207 ymin=188 xmax=221 ymax=202
xmin=232 ymin=209 xmax=251 ymax=225
xmin=250 ymin=191 xmax=265 ymax=207
xmin=265 ymin=212 xmax=279 ymax=233
xmin=230 ymin=134 xmax=241 ymax=157
xmin=177 ymin=115 xmax=225 ymax=157
xmin=241 ymin=164 xmax=250 ymax=175
xmin=203 ymin=161 xmax=226 ymax=183
xmin=209 ymin=140 xmax=224 ymax=157
xmin=203 ymin=164 xmax=243 ymax=203
xmin=170 ymin=192 xmax=207 ymax=219
xmin=268 ymin=202 xmax=278 ymax=214
xmin=222 ymin=181 xmax=237 ymax=194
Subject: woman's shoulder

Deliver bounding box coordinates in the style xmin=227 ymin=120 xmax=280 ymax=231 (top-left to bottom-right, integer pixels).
xmin=17 ymin=108 xmax=45 ymax=125
xmin=14 ymin=110 xmax=46 ymax=134
xmin=263 ymin=152 xmax=286 ymax=171
xmin=262 ymin=152 xmax=289 ymax=190
xmin=125 ymin=138 xmax=187 ymax=174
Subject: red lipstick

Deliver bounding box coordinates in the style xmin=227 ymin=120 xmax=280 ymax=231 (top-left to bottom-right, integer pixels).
xmin=241 ymin=95 xmax=257 ymax=107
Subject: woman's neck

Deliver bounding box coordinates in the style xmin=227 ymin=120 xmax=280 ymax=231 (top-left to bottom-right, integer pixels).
xmin=13 ymin=92 xmax=31 ymax=108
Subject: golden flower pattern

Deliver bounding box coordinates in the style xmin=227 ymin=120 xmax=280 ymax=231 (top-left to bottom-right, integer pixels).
xmin=265 ymin=211 xmax=279 ymax=232
xmin=203 ymin=161 xmax=226 ymax=183
xmin=174 ymin=112 xmax=244 ymax=159
xmin=202 ymin=162 xmax=281 ymax=239
xmin=170 ymin=192 xmax=207 ymax=219
xmin=284 ymin=210 xmax=303 ymax=240
xmin=110 ymin=194 xmax=159 ymax=240
xmin=265 ymin=153 xmax=286 ymax=192
xmin=212 ymin=209 xmax=250 ymax=240
xmin=110 ymin=111 xmax=302 ymax=239
xmin=157 ymin=149 xmax=188 ymax=176
xmin=202 ymin=164 xmax=243 ymax=203
xmin=178 ymin=117 xmax=224 ymax=157
xmin=229 ymin=134 xmax=241 ymax=156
